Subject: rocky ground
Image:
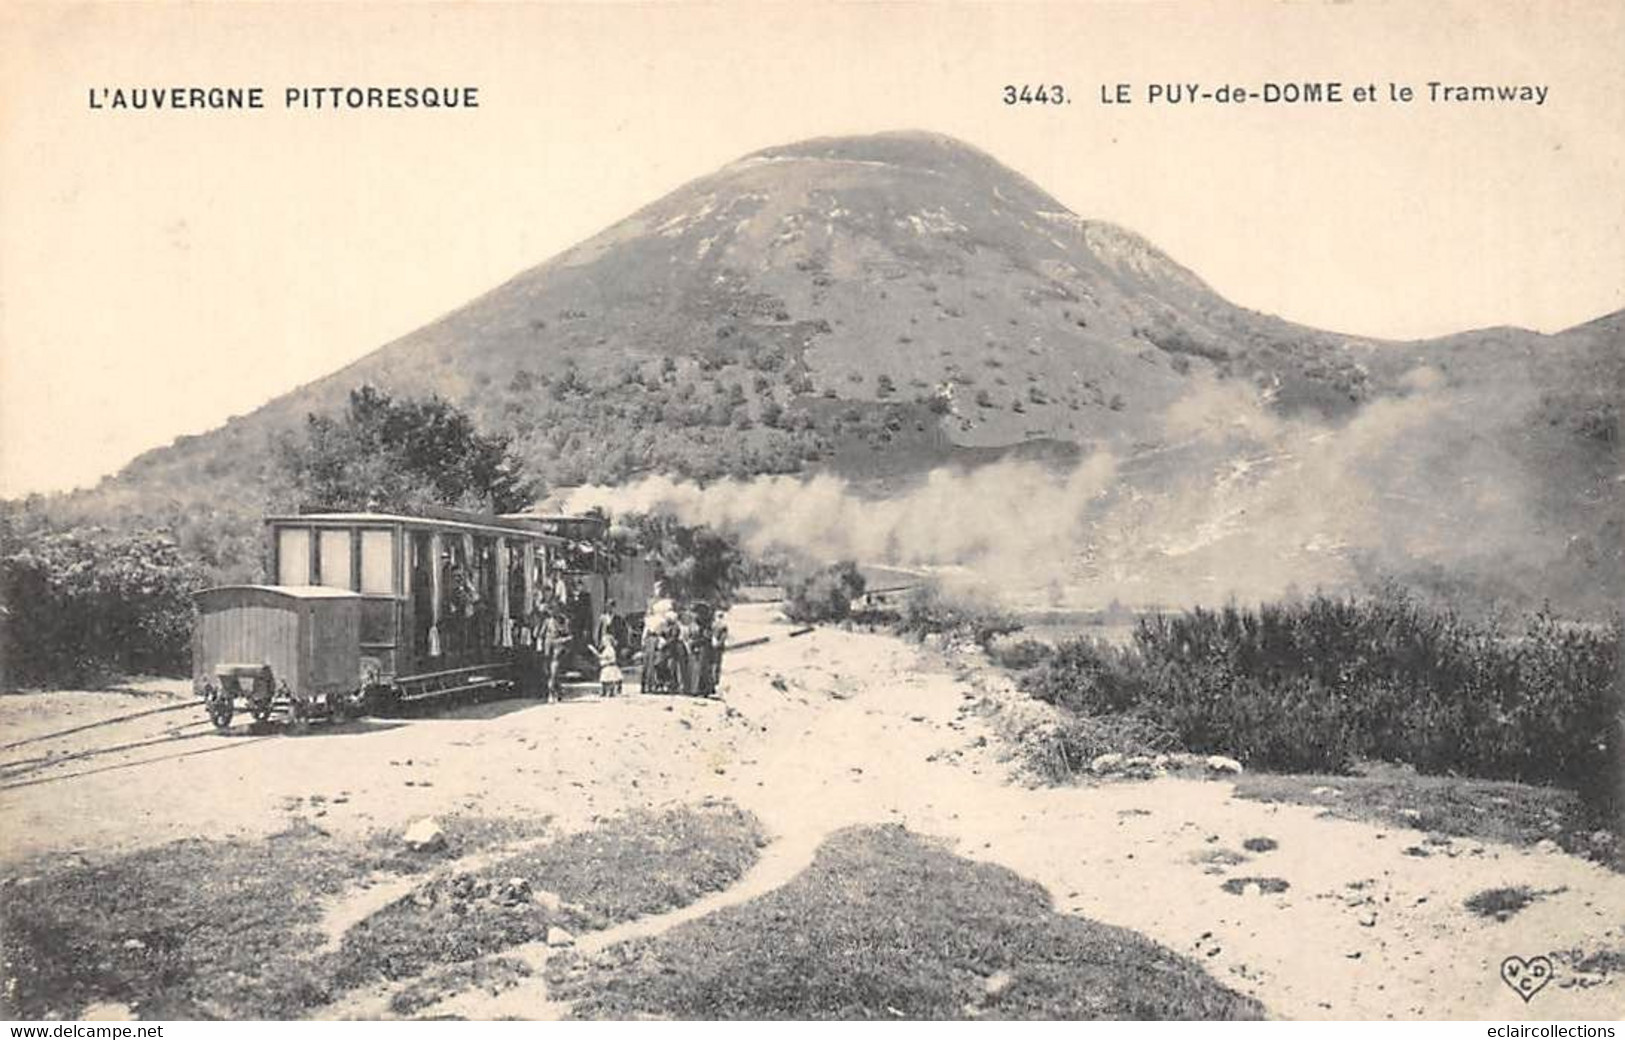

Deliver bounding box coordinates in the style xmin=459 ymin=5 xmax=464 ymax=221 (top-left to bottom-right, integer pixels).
xmin=2 ymin=606 xmax=1621 ymax=1020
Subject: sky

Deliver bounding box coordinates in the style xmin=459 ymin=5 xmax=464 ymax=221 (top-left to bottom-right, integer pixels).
xmin=2 ymin=1 xmax=1622 ymax=497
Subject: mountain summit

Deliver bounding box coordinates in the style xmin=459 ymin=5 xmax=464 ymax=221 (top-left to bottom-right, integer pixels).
xmin=253 ymin=130 xmax=1379 ymax=460
xmin=80 ymin=132 xmax=1625 ymax=611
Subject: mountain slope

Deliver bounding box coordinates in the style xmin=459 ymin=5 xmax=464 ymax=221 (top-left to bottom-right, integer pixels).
xmin=115 ymin=132 xmax=1386 ymax=487
xmin=30 ymin=131 xmax=1625 ymax=612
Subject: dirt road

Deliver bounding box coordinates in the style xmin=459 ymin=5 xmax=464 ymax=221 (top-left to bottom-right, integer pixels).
xmin=3 ymin=607 xmax=1621 ymax=1020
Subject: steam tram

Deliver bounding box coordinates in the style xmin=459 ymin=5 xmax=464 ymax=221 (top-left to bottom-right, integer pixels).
xmin=192 ymin=508 xmax=656 ymax=728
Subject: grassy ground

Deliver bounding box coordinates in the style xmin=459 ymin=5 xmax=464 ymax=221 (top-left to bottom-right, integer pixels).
xmin=1 ymin=802 xmax=766 ymax=1019
xmin=1232 ymin=766 xmax=1622 ymax=871
xmin=487 ymin=801 xmax=766 ymax=928
xmin=334 ymin=802 xmax=767 ymax=992
xmin=1 ymin=823 xmax=365 ymax=1019
xmin=548 ymin=824 xmax=1265 ymax=1020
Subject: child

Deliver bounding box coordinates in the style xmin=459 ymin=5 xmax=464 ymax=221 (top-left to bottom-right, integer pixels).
xmin=597 ymin=634 xmax=624 ymax=697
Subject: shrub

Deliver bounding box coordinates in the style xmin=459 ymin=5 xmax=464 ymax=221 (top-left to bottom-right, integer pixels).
xmin=893 ymin=581 xmax=1022 ymax=649
xmin=278 ymin=385 xmax=537 ymax=513
xmin=617 ymin=511 xmax=747 ymax=607
xmin=1030 ymin=712 xmax=1180 ymax=783
xmin=783 ymin=561 xmax=866 ymax=623
xmin=1 ymin=524 xmax=208 ymax=687
xmin=986 ymin=637 xmax=1053 ymax=671
xmin=1014 ymin=592 xmax=1623 ymax=813
xmin=1020 ymin=637 xmax=1151 ymax=716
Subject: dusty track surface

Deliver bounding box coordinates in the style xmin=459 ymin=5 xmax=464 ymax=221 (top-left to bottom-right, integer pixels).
xmin=3 ymin=608 xmax=1621 ymax=1020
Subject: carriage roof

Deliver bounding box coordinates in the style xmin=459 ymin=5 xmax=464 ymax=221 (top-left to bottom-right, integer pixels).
xmin=266 ymin=511 xmax=565 ymax=543
xmin=192 ymin=585 xmax=364 ymax=617
xmin=196 ymin=584 xmax=362 ymax=601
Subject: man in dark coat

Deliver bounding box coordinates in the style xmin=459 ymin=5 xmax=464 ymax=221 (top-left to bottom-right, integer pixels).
xmin=593 ymin=599 xmax=617 ymax=651
xmin=523 ymin=588 xmax=548 ymax=697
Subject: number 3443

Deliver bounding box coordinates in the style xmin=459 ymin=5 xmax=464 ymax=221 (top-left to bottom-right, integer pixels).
xmin=1002 ymin=84 xmax=1068 ymax=105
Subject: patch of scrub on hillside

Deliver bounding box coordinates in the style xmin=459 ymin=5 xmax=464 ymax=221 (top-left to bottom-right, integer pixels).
xmin=547 ymin=823 xmax=1264 ymax=1020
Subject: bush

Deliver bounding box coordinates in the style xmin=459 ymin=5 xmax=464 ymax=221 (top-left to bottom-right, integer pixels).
xmin=612 ymin=511 xmax=748 ymax=607
xmin=1 ymin=524 xmax=208 ymax=688
xmin=986 ymin=637 xmax=1053 ymax=671
xmin=1030 ymin=712 xmax=1180 ymax=783
xmin=783 ymin=561 xmax=866 ymax=623
xmin=893 ymin=581 xmax=1022 ymax=649
xmin=279 ymin=385 xmax=537 ymax=513
xmin=1015 ymin=592 xmax=1623 ymax=813
xmin=1020 ymin=637 xmax=1150 ymax=715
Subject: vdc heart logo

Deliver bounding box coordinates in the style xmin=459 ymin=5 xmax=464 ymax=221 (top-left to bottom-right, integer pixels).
xmin=1500 ymin=955 xmax=1554 ymax=1002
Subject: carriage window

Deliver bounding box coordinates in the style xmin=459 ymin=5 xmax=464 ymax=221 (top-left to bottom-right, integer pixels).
xmin=360 ymin=530 xmax=395 ymax=595
xmin=277 ymin=528 xmax=311 ymax=585
xmin=318 ymin=529 xmax=354 ymax=590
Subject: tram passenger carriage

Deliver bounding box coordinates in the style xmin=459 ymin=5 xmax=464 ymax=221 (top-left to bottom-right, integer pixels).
xmin=192 ymin=508 xmax=657 ymax=726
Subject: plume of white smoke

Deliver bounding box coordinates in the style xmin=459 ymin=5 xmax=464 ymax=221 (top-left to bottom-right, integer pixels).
xmin=562 ymin=453 xmax=1119 ymax=590
xmin=1080 ymin=369 xmax=1550 ymax=608
xmin=559 ymin=369 xmax=1552 ymax=611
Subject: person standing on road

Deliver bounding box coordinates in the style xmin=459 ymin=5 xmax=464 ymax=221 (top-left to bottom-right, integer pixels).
xmin=708 ymin=611 xmax=729 ymax=698
xmin=595 ymin=599 xmax=620 ymax=659
xmin=597 ymin=634 xmax=623 ymax=697
xmin=524 ymin=587 xmax=554 ymax=698
xmin=540 ymin=608 xmax=570 ymax=703
xmin=655 ymin=612 xmax=684 ymax=695
xmin=643 ymin=582 xmax=675 ymax=692
xmin=678 ymin=608 xmax=706 ymax=696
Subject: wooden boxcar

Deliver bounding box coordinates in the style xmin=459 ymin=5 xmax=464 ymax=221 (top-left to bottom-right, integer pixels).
xmin=192 ymin=584 xmax=362 ymax=728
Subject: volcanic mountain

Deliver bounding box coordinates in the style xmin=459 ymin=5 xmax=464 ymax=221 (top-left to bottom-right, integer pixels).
xmin=50 ymin=131 xmax=1625 ymax=612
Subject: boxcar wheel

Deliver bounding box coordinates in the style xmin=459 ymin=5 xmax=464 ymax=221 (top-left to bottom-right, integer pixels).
xmin=364 ymin=683 xmax=401 ymax=716
xmin=206 ymin=689 xmax=234 ymax=730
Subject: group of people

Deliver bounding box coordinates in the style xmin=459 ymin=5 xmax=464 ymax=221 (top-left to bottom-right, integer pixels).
xmin=502 ymin=574 xmax=729 ymax=702
xmin=522 ymin=575 xmax=621 ymax=702
xmin=436 ymin=559 xmax=489 ymax=660
xmin=640 ymin=591 xmax=727 ymax=698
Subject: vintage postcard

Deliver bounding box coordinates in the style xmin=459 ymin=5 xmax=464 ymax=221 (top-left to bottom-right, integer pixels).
xmin=1 ymin=1 xmax=1621 ymax=1026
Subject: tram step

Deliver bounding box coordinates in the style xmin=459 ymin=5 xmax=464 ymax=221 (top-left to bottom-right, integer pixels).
xmin=399 ymin=676 xmax=510 ymax=702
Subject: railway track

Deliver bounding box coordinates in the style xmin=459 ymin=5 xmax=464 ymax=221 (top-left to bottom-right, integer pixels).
xmin=0 ymin=699 xmax=202 ymax=753
xmin=0 ymin=702 xmax=224 ymax=789
xmin=1 ymin=628 xmax=788 ymax=791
